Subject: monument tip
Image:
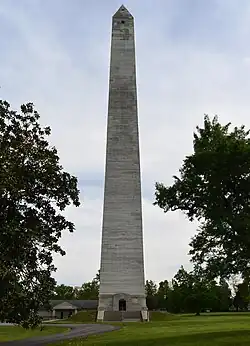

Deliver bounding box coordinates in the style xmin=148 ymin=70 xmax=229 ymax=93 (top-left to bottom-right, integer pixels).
xmin=113 ymin=5 xmax=133 ymax=18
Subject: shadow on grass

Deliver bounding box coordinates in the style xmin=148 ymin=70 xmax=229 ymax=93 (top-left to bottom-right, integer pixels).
xmin=104 ymin=330 xmax=250 ymax=346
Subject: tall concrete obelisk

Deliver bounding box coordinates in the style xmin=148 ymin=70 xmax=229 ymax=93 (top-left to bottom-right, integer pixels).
xmin=97 ymin=5 xmax=148 ymax=322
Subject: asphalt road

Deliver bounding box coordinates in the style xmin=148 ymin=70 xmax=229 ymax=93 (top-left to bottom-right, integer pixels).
xmin=0 ymin=323 xmax=120 ymax=346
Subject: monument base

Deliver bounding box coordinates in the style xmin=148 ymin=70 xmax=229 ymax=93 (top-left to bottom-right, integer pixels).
xmin=97 ymin=293 xmax=149 ymax=322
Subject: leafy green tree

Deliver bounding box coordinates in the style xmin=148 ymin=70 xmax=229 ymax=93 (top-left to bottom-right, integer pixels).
xmin=53 ymin=285 xmax=76 ymax=300
xmin=172 ymin=266 xmax=215 ymax=315
xmin=166 ymin=284 xmax=182 ymax=313
xmin=155 ymin=115 xmax=250 ymax=279
xmin=157 ymin=280 xmax=169 ymax=310
xmin=146 ymin=295 xmax=159 ymax=310
xmin=145 ymin=280 xmax=158 ymax=296
xmin=172 ymin=266 xmax=194 ymax=313
xmin=95 ymin=270 xmax=100 ymax=283
xmin=145 ymin=280 xmax=158 ymax=310
xmin=186 ymin=271 xmax=211 ymax=315
xmin=233 ymin=280 xmax=250 ymax=311
xmin=75 ymin=272 xmax=100 ymax=300
xmin=216 ymin=279 xmax=232 ymax=311
xmin=76 ymin=280 xmax=99 ymax=300
xmin=0 ymin=101 xmax=80 ymax=328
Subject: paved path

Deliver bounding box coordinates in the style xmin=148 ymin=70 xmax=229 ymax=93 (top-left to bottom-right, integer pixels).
xmin=0 ymin=323 xmax=120 ymax=346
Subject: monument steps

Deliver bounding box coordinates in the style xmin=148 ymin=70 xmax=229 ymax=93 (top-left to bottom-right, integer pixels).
xmin=123 ymin=319 xmax=141 ymax=322
xmin=104 ymin=311 xmax=122 ymax=322
xmin=103 ymin=311 xmax=142 ymax=322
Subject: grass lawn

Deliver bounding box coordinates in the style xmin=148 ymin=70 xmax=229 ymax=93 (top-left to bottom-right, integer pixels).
xmin=50 ymin=312 xmax=250 ymax=346
xmin=0 ymin=325 xmax=69 ymax=342
xmin=49 ymin=310 xmax=97 ymax=324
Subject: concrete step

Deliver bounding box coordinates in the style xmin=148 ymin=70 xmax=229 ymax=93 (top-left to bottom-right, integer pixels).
xmin=103 ymin=311 xmax=142 ymax=322
xmin=104 ymin=311 xmax=122 ymax=322
xmin=123 ymin=311 xmax=141 ymax=320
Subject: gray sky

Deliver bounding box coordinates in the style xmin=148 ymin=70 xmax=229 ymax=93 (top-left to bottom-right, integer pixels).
xmin=1 ymin=0 xmax=250 ymax=285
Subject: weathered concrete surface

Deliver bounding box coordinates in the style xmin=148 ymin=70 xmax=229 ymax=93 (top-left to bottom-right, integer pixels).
xmin=98 ymin=5 xmax=147 ymax=316
xmin=0 ymin=323 xmax=120 ymax=345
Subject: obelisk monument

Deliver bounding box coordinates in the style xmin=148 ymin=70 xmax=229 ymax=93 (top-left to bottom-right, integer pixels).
xmin=97 ymin=5 xmax=148 ymax=322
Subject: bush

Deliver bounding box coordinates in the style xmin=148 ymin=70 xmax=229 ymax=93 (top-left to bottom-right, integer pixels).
xmin=67 ymin=310 xmax=97 ymax=323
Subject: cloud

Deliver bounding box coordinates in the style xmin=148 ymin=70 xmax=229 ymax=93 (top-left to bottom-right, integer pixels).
xmin=1 ymin=0 xmax=250 ymax=285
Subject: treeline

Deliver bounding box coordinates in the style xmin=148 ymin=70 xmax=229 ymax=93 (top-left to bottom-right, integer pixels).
xmin=53 ymin=267 xmax=250 ymax=314
xmin=52 ymin=271 xmax=100 ymax=300
xmin=146 ymin=267 xmax=250 ymax=314
xmin=145 ymin=266 xmax=231 ymax=314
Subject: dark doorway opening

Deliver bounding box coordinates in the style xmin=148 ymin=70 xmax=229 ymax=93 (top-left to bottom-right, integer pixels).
xmin=60 ymin=311 xmax=63 ymax=319
xmin=119 ymin=299 xmax=126 ymax=311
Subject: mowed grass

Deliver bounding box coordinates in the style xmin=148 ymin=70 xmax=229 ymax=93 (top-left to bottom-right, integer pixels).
xmin=50 ymin=313 xmax=250 ymax=346
xmin=0 ymin=325 xmax=69 ymax=342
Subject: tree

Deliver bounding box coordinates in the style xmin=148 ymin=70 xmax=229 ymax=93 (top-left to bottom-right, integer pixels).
xmin=53 ymin=285 xmax=76 ymax=300
xmin=172 ymin=266 xmax=194 ymax=313
xmin=76 ymin=281 xmax=99 ymax=300
xmin=155 ymin=115 xmax=250 ymax=279
xmin=145 ymin=280 xmax=157 ymax=296
xmin=75 ymin=272 xmax=100 ymax=300
xmin=233 ymin=280 xmax=250 ymax=311
xmin=172 ymin=266 xmax=216 ymax=315
xmin=95 ymin=269 xmax=100 ymax=283
xmin=157 ymin=280 xmax=169 ymax=310
xmin=166 ymin=284 xmax=182 ymax=313
xmin=216 ymin=278 xmax=232 ymax=311
xmin=145 ymin=280 xmax=158 ymax=310
xmin=186 ymin=271 xmax=211 ymax=315
xmin=0 ymin=101 xmax=80 ymax=328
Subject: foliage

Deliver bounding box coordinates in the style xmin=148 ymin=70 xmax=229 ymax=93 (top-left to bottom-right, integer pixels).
xmin=53 ymin=285 xmax=77 ymax=300
xmin=233 ymin=280 xmax=250 ymax=311
xmin=157 ymin=280 xmax=169 ymax=310
xmin=144 ymin=266 xmax=231 ymax=314
xmin=75 ymin=271 xmax=99 ymax=300
xmin=145 ymin=280 xmax=158 ymax=296
xmin=75 ymin=280 xmax=99 ymax=300
xmin=146 ymin=295 xmax=159 ymax=310
xmin=145 ymin=280 xmax=158 ymax=310
xmin=95 ymin=270 xmax=100 ymax=283
xmin=155 ymin=115 xmax=250 ymax=278
xmin=171 ymin=266 xmax=213 ymax=314
xmin=53 ymin=271 xmax=100 ymax=300
xmin=0 ymin=100 xmax=80 ymax=328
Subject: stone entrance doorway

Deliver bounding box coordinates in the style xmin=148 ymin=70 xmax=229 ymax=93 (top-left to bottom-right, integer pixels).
xmin=119 ymin=299 xmax=126 ymax=311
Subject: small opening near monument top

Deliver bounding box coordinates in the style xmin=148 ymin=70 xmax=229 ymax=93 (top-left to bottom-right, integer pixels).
xmin=121 ymin=20 xmax=125 ymax=24
xmin=119 ymin=299 xmax=126 ymax=311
